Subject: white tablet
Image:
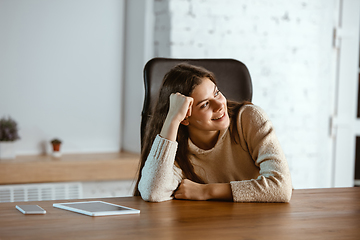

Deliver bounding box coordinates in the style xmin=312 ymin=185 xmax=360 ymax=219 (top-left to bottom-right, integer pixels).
xmin=53 ymin=201 xmax=140 ymax=216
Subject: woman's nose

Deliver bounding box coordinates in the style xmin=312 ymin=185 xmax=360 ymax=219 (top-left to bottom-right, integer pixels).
xmin=213 ymin=99 xmax=223 ymax=112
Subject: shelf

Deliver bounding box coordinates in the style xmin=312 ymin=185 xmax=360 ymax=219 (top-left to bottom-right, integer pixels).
xmin=0 ymin=152 xmax=140 ymax=185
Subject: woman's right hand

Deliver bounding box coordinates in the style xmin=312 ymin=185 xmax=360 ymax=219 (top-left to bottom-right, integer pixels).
xmin=167 ymin=93 xmax=193 ymax=125
xmin=160 ymin=93 xmax=193 ymax=142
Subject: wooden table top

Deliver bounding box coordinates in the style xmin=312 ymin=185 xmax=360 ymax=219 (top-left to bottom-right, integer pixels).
xmin=0 ymin=188 xmax=359 ymax=240
xmin=0 ymin=152 xmax=140 ymax=184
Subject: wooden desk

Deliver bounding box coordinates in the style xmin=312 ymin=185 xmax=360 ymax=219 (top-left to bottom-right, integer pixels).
xmin=0 ymin=188 xmax=359 ymax=239
xmin=0 ymin=152 xmax=140 ymax=184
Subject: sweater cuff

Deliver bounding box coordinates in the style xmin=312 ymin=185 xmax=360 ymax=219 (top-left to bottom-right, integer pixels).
xmin=149 ymin=135 xmax=178 ymax=165
xmin=230 ymin=181 xmax=257 ymax=202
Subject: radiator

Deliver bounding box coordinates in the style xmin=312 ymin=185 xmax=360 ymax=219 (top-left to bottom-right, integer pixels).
xmin=0 ymin=182 xmax=82 ymax=203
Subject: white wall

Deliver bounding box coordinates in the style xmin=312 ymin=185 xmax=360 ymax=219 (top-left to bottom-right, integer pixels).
xmin=0 ymin=0 xmax=125 ymax=154
xmin=153 ymin=0 xmax=337 ymax=189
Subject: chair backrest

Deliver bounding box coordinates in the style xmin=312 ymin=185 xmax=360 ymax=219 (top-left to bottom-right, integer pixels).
xmin=141 ymin=57 xmax=252 ymax=149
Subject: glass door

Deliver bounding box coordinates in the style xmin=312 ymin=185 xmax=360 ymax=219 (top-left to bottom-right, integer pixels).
xmin=332 ymin=0 xmax=360 ymax=187
xmin=355 ymin=55 xmax=360 ymax=186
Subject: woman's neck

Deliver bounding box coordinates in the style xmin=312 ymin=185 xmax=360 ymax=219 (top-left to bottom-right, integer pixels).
xmin=188 ymin=130 xmax=220 ymax=150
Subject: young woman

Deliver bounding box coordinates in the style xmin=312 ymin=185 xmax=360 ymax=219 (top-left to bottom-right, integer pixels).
xmin=134 ymin=63 xmax=292 ymax=202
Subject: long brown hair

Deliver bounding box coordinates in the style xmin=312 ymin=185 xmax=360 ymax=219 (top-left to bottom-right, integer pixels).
xmin=133 ymin=63 xmax=250 ymax=196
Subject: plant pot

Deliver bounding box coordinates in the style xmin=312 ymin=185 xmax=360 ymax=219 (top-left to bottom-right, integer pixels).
xmin=52 ymin=143 xmax=61 ymax=152
xmin=51 ymin=143 xmax=62 ymax=158
xmin=0 ymin=141 xmax=16 ymax=159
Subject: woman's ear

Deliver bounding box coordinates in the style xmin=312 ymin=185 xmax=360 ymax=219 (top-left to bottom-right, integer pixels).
xmin=181 ymin=118 xmax=189 ymax=126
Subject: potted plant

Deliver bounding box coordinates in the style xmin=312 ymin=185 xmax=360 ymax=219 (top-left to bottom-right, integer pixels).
xmin=0 ymin=116 xmax=20 ymax=159
xmin=50 ymin=138 xmax=62 ymax=157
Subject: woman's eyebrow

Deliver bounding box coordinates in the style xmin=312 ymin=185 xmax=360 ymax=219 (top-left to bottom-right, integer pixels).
xmin=195 ymin=85 xmax=217 ymax=106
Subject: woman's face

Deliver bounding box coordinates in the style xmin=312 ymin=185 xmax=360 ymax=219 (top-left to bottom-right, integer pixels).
xmin=186 ymin=78 xmax=230 ymax=134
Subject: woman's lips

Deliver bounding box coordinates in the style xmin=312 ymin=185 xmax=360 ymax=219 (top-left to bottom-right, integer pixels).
xmin=212 ymin=112 xmax=225 ymax=120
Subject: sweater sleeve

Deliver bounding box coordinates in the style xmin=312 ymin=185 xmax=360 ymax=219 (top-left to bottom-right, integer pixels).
xmin=230 ymin=105 xmax=293 ymax=202
xmin=138 ymin=134 xmax=183 ymax=202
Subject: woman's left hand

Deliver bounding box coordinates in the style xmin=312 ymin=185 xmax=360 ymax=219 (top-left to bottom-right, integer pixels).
xmin=173 ymin=179 xmax=209 ymax=201
xmin=173 ymin=179 xmax=233 ymax=201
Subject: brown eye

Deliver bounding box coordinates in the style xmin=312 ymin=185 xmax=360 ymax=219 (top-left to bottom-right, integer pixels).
xmin=200 ymin=102 xmax=208 ymax=109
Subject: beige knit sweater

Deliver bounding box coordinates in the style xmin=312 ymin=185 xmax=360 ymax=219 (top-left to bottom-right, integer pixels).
xmin=138 ymin=104 xmax=292 ymax=202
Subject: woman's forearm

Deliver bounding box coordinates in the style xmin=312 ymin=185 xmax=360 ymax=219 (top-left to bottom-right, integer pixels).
xmin=174 ymin=180 xmax=233 ymax=201
xmin=160 ymin=116 xmax=181 ymax=142
xmin=206 ymin=183 xmax=233 ymax=201
xmin=138 ymin=135 xmax=180 ymax=202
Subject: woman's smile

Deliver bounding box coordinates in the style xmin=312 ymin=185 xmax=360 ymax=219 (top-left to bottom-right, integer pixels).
xmin=212 ymin=112 xmax=226 ymax=121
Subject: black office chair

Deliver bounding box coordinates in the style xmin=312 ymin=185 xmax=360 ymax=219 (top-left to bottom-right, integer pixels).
xmin=141 ymin=58 xmax=253 ymax=149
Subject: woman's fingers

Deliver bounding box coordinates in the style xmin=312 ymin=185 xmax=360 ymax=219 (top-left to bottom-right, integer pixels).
xmin=186 ymin=98 xmax=193 ymax=118
xmin=169 ymin=93 xmax=193 ymax=123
